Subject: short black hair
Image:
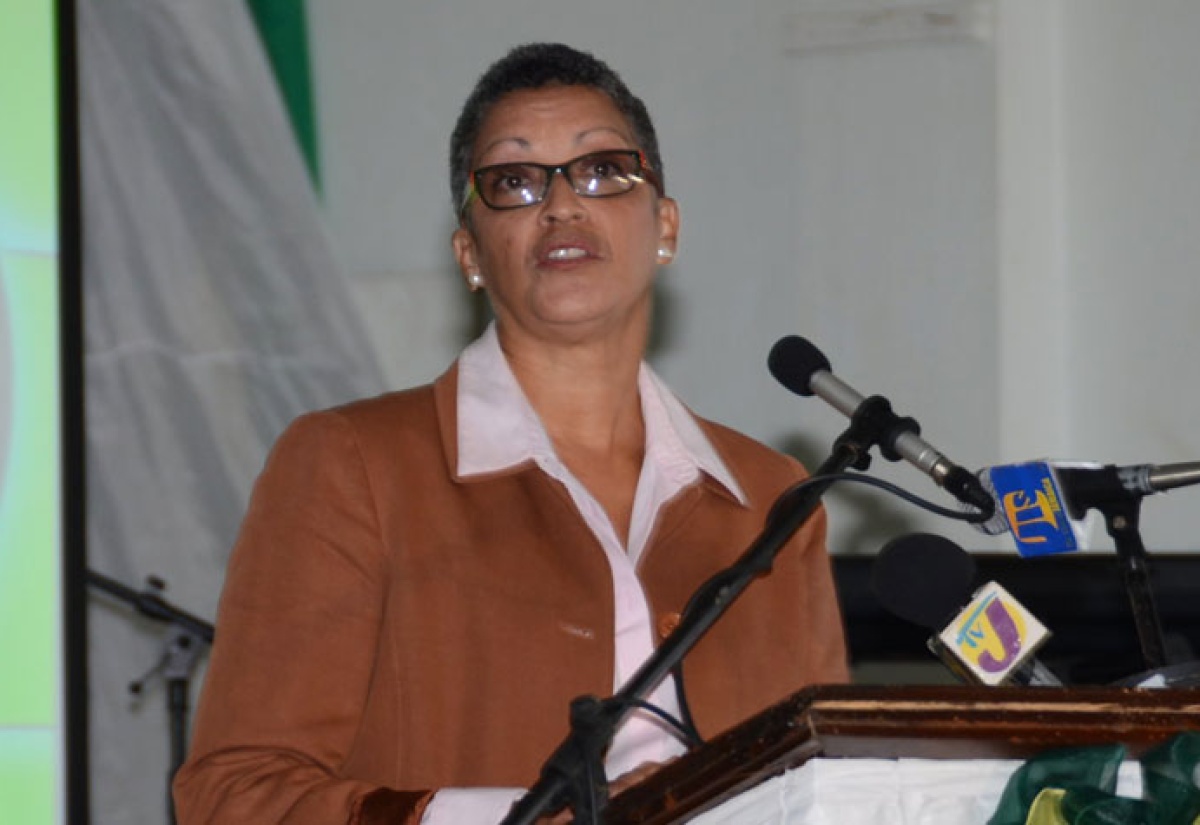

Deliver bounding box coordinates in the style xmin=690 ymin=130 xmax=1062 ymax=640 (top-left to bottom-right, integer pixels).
xmin=449 ymin=43 xmax=664 ymax=210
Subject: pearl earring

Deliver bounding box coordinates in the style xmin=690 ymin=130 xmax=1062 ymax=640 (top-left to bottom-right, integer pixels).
xmin=468 ymin=272 xmax=484 ymax=290
xmin=658 ymin=247 xmax=674 ymax=262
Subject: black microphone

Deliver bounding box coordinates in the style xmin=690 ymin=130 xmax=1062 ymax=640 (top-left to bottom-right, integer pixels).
xmin=1056 ymin=461 xmax=1200 ymax=516
xmin=872 ymin=533 xmax=1062 ymax=686
xmin=768 ymin=335 xmax=994 ymax=518
xmin=967 ymin=460 xmax=1200 ymax=556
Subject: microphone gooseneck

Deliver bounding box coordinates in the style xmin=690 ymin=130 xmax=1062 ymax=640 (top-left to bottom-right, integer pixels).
xmin=768 ymin=335 xmax=995 ymax=519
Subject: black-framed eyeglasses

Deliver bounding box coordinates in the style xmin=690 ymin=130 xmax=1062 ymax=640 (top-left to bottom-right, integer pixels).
xmin=460 ymin=149 xmax=662 ymax=215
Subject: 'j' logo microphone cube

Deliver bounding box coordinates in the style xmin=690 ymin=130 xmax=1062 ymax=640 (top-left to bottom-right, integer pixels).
xmin=939 ymin=581 xmax=1051 ymax=686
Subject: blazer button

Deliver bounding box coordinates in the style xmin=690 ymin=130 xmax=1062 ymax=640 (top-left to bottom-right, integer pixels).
xmin=658 ymin=611 xmax=681 ymax=638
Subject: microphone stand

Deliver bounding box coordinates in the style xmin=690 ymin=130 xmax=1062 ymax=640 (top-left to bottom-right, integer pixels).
xmin=501 ymin=395 xmax=911 ymax=825
xmin=1104 ymin=505 xmax=1167 ymax=671
xmin=87 ymin=569 xmax=215 ymax=825
xmin=1057 ymin=471 xmax=1169 ymax=671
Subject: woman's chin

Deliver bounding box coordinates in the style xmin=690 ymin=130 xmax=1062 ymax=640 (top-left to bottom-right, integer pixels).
xmin=529 ymin=296 xmax=650 ymax=340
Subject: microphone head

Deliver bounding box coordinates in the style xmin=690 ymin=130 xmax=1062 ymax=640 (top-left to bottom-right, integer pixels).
xmin=871 ymin=533 xmax=977 ymax=631
xmin=768 ymin=335 xmax=831 ymax=397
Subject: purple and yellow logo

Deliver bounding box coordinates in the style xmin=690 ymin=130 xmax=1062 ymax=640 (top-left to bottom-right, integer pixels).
xmin=940 ymin=583 xmax=1050 ymax=686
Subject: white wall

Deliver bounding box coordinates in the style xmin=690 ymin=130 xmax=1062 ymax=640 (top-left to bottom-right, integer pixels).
xmin=307 ymin=0 xmax=1200 ymax=555
xmin=1060 ymin=1 xmax=1200 ymax=549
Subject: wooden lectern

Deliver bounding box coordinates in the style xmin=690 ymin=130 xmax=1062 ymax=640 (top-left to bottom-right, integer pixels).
xmin=604 ymin=685 xmax=1200 ymax=824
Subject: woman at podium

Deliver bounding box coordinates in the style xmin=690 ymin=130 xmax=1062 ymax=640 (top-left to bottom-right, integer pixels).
xmin=173 ymin=42 xmax=848 ymax=824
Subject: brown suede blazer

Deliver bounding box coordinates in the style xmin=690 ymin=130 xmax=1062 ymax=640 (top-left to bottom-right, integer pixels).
xmin=173 ymin=365 xmax=848 ymax=824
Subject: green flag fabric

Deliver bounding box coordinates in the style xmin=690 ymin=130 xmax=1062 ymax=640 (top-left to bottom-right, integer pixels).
xmin=989 ymin=735 xmax=1200 ymax=825
xmin=990 ymin=744 xmax=1125 ymax=825
xmin=1141 ymin=734 xmax=1200 ymax=824
xmin=245 ymin=0 xmax=320 ymax=188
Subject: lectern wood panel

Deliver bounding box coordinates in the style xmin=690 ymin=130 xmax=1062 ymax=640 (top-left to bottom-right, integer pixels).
xmin=605 ymin=685 xmax=1200 ymax=824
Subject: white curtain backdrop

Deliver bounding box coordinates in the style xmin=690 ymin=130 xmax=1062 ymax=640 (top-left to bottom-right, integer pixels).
xmin=80 ymin=1 xmax=383 ymax=822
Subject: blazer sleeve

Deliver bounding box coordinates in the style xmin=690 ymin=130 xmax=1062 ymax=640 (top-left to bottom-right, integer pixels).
xmin=172 ymin=411 xmax=432 ymax=824
xmin=794 ymin=499 xmax=851 ymax=684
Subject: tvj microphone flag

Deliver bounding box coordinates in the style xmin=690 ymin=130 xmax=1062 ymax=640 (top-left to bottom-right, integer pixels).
xmin=938 ymin=582 xmax=1052 ymax=686
xmin=984 ymin=463 xmax=1089 ymax=557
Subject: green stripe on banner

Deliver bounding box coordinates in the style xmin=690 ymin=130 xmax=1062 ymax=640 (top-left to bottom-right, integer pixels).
xmin=245 ymin=0 xmax=321 ymax=190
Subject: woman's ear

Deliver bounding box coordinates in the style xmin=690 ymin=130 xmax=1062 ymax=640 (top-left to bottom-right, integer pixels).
xmin=656 ymin=196 xmax=680 ymax=262
xmin=452 ymin=226 xmax=483 ymax=290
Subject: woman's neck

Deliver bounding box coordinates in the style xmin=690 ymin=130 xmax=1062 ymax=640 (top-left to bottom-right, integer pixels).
xmin=498 ymin=322 xmax=648 ymax=453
